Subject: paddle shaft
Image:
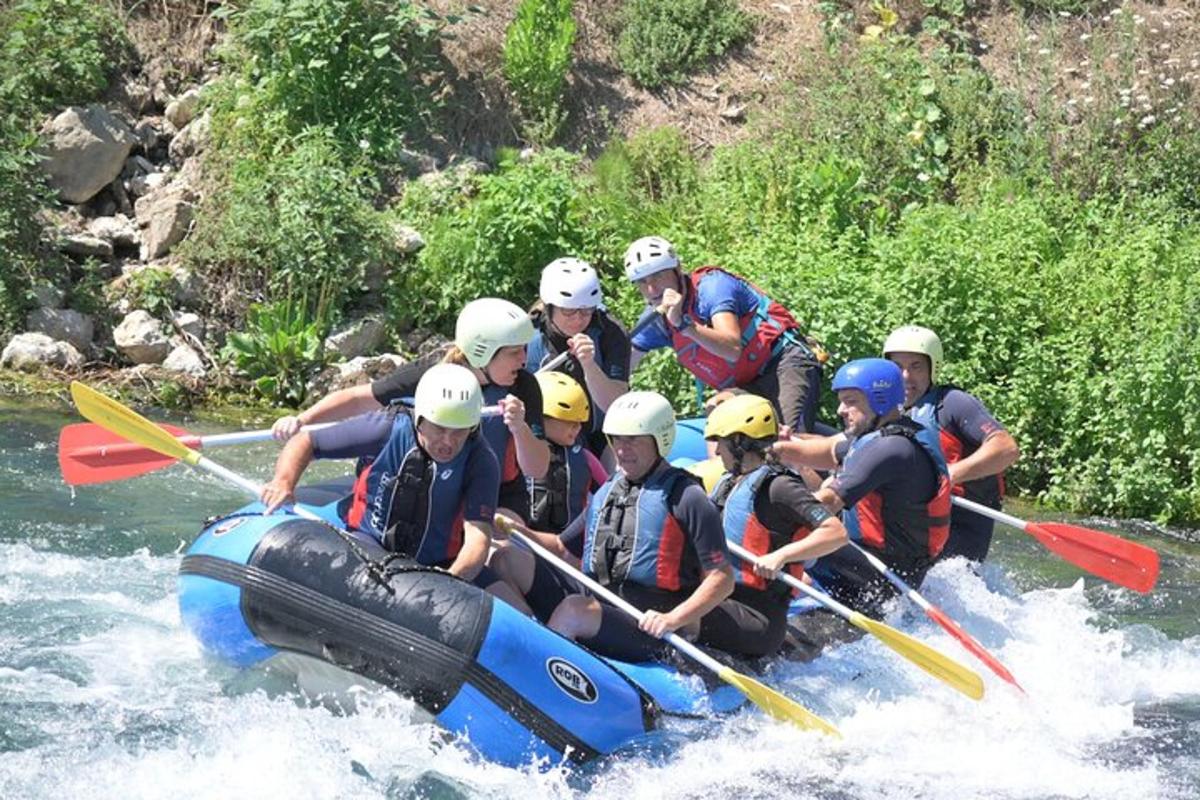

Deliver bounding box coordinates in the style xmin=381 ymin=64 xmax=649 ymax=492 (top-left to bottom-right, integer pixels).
xmin=505 ymin=525 xmax=725 ymax=674
xmin=951 ymin=495 xmax=1031 ymax=531
xmin=724 ymin=540 xmax=856 ymax=620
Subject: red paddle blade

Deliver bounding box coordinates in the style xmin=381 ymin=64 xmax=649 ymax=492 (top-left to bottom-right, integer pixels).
xmin=1025 ymin=522 xmax=1159 ymax=594
xmin=925 ymin=605 xmax=1025 ymax=693
xmin=58 ymin=422 xmax=196 ymax=485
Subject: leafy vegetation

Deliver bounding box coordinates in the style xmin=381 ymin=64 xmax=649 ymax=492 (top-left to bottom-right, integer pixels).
xmin=615 ymin=0 xmax=754 ymax=89
xmin=223 ymin=297 xmax=331 ymax=406
xmin=503 ymin=0 xmax=576 ymax=143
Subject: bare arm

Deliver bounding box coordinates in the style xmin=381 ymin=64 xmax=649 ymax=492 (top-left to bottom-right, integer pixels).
xmin=273 ymin=383 xmax=381 ymax=440
xmin=640 ymin=565 xmax=734 ymax=638
xmin=448 ymin=521 xmax=492 ymax=580
xmin=676 ymin=309 xmax=744 ymax=362
xmin=812 ymin=485 xmax=845 ymax=516
xmin=948 ymin=430 xmax=1019 ymax=486
xmin=774 ymin=434 xmax=843 ymax=472
xmin=260 ymin=431 xmax=315 ymax=512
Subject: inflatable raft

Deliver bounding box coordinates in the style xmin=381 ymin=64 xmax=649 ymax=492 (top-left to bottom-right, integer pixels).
xmin=178 ymin=483 xmax=746 ymax=768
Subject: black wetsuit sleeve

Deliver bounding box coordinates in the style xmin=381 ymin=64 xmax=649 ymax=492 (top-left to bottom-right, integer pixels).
xmin=511 ymin=369 xmax=545 ymax=438
xmin=462 ymin=438 xmax=500 ymax=524
xmin=598 ymin=314 xmax=632 ymax=381
xmin=829 ymin=436 xmax=913 ymax=507
xmin=310 ymin=412 xmax=394 ymax=460
xmin=369 ymin=350 xmax=443 ymax=406
xmin=558 ymin=513 xmax=586 ymax=559
xmin=670 ymin=480 xmax=730 ymax=572
xmin=941 ymin=388 xmax=1006 ymax=448
xmin=756 ymin=473 xmax=834 ymax=533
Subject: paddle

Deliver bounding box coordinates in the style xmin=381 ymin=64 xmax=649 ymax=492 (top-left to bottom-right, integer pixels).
xmin=951 ymin=496 xmax=1159 ymax=594
xmin=60 ymin=404 xmax=500 ymax=487
xmin=723 ymin=540 xmax=984 ymax=701
xmin=845 ymin=541 xmax=1024 ymax=692
xmin=68 ymin=381 xmax=302 ymax=503
xmin=494 ymin=516 xmax=841 ymax=737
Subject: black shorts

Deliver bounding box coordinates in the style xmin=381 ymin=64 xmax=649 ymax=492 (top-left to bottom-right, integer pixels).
xmin=525 ymin=556 xmax=584 ymax=623
xmin=699 ymin=584 xmax=792 ymax=658
xmin=739 ymin=341 xmax=822 ymax=433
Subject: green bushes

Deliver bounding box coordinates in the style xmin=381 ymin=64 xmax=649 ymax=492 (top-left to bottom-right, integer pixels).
xmin=615 ymin=0 xmax=754 ymax=89
xmin=503 ymin=0 xmax=576 ymax=143
xmin=224 ymin=297 xmax=330 ymax=406
xmin=216 ymin=0 xmax=448 ymax=156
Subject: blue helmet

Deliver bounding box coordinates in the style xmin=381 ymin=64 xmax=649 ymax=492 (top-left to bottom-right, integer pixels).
xmin=831 ymin=358 xmax=905 ymax=417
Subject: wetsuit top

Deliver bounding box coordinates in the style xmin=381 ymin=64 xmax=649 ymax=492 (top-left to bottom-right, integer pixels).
xmin=370 ymin=347 xmax=544 ymax=518
xmin=830 ymin=418 xmax=951 ymax=568
xmin=525 ymin=308 xmax=631 ymax=436
xmin=907 ymin=384 xmax=1007 ymax=540
xmin=312 ymin=410 xmax=498 ymax=563
xmin=629 ymin=266 xmax=800 ymax=388
xmin=576 ymin=460 xmax=728 ymax=592
xmin=526 ymin=440 xmax=594 ymax=534
xmin=710 ymin=464 xmax=834 ymax=599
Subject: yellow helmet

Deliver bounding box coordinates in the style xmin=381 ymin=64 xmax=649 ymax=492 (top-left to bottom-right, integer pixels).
xmin=704 ymin=393 xmax=778 ymax=441
xmin=686 ymin=457 xmax=725 ymax=494
xmin=536 ymin=371 xmax=590 ymax=423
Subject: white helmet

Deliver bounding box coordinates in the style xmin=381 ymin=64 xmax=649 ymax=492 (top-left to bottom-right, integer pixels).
xmin=623 ymin=236 xmax=680 ymax=282
xmin=539 ymin=258 xmax=603 ymax=309
xmin=413 ymin=363 xmax=483 ymax=429
xmin=882 ymin=325 xmax=944 ymax=382
xmin=455 ymin=298 xmax=535 ymax=368
xmin=603 ymin=391 xmax=677 ymax=456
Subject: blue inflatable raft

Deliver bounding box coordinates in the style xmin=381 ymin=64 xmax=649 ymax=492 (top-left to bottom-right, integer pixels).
xmin=178 ymin=483 xmax=752 ymax=768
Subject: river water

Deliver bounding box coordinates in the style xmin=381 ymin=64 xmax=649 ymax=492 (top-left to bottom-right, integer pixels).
xmin=2 ymin=403 xmax=1198 ymax=799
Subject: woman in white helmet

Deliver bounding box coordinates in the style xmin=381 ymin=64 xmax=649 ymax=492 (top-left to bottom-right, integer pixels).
xmin=498 ymin=391 xmax=741 ymax=663
xmin=271 ymin=297 xmax=551 ymax=520
xmin=526 ymin=257 xmax=631 ymax=456
xmin=260 ymin=364 xmax=504 ymax=584
xmin=623 ymin=235 xmax=826 ymax=433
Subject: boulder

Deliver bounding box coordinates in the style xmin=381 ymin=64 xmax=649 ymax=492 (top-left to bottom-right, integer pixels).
xmin=59 ymin=233 xmax=113 ymax=260
xmin=168 ymin=110 xmax=211 ymax=163
xmin=1 ymin=333 xmax=84 ymax=371
xmin=171 ymin=310 xmax=205 ymax=340
xmin=39 ymin=106 xmax=135 ymax=204
xmin=89 ymin=215 xmax=140 ymax=249
xmin=324 ymin=317 xmax=388 ymax=359
xmin=162 ymin=343 xmax=206 ymax=377
xmin=164 ymin=88 xmax=202 ymax=129
xmin=26 ymin=308 xmax=94 ymax=352
xmin=392 ymin=225 xmax=425 ymax=255
xmin=135 ymin=185 xmax=196 ymax=260
xmin=113 ymin=309 xmax=170 ymax=364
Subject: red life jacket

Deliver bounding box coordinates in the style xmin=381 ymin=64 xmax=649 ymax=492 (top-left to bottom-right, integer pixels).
xmin=711 ymin=464 xmax=810 ymax=593
xmin=842 ymin=418 xmax=952 ymax=562
xmin=668 ymin=267 xmax=800 ymax=389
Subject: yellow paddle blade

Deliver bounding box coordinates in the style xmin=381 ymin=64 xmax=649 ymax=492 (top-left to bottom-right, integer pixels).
xmin=848 ymin=611 xmax=985 ymax=700
xmin=716 ymin=666 xmax=842 ymax=738
xmin=69 ymin=382 xmax=202 ymax=467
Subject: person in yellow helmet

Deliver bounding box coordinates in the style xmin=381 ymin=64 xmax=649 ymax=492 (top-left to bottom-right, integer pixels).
xmin=701 ymin=394 xmax=848 ymax=656
xmin=883 ymin=325 xmax=1021 ymax=562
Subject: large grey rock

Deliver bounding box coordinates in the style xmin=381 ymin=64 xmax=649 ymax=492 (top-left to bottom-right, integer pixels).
xmin=129 ymin=171 xmax=168 ymax=198
xmin=324 ymin=317 xmax=388 ymax=359
xmin=164 ymin=88 xmax=201 ymax=129
xmin=168 ymin=110 xmax=210 ymax=163
xmin=113 ymin=309 xmax=169 ymax=364
xmin=40 ymin=106 xmax=135 ymax=204
xmin=89 ymin=215 xmax=140 ymax=249
xmin=392 ymin=225 xmax=425 ymax=255
xmin=59 ymin=233 xmax=113 ymax=260
xmin=135 ymin=186 xmax=196 ymax=260
xmin=162 ymin=343 xmax=206 ymax=377
xmin=26 ymin=308 xmax=94 ymax=352
xmin=1 ymin=333 xmax=84 ymax=371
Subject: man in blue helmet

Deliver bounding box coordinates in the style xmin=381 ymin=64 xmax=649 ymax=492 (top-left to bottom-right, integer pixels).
xmin=773 ymin=358 xmax=952 ymax=658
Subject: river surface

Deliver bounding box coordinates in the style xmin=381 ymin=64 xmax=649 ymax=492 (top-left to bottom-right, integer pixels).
xmin=2 ymin=403 xmax=1198 ymax=799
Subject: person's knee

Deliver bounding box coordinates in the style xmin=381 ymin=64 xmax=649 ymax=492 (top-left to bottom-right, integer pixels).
xmin=549 ymin=594 xmax=601 ymax=640
xmin=488 ymin=544 xmax=535 ymax=594
xmin=484 ymin=579 xmax=533 ymax=615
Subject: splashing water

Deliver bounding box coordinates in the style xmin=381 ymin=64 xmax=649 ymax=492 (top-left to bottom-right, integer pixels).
xmin=2 ymin=408 xmax=1197 ymax=798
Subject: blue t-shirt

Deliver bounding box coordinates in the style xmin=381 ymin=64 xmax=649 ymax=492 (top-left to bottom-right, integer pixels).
xmin=631 ymin=270 xmax=759 ymax=352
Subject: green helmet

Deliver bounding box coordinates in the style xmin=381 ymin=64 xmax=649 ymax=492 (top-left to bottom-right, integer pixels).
xmin=455 ymin=298 xmax=535 ymax=369
xmin=883 ymin=325 xmax=944 ymax=382
xmin=413 ymin=363 xmax=483 ymax=429
xmin=603 ymin=391 xmax=677 ymax=456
